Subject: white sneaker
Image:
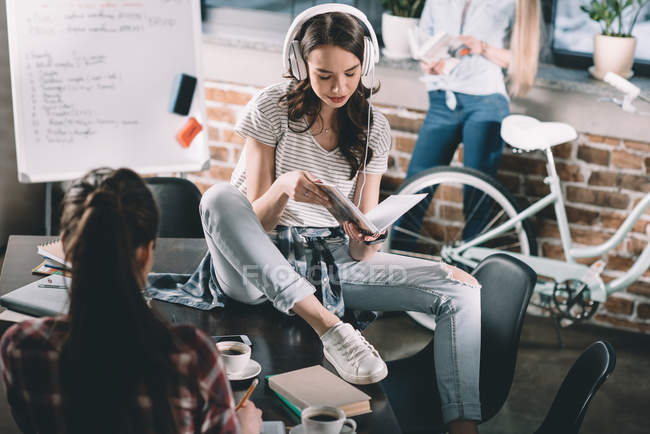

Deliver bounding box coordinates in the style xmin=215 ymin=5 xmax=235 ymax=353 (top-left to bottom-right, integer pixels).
xmin=320 ymin=322 xmax=388 ymax=385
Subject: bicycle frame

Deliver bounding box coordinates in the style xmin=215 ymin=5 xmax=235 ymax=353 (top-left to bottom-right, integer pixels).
xmin=446 ymin=147 xmax=650 ymax=298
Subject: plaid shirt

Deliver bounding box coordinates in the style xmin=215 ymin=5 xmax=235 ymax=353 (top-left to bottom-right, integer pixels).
xmin=0 ymin=317 xmax=239 ymax=434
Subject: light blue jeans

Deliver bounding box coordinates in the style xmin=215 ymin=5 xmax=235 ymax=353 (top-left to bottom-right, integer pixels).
xmin=199 ymin=183 xmax=482 ymax=423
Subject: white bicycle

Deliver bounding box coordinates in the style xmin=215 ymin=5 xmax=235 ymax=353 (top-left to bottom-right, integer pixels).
xmin=384 ymin=73 xmax=650 ymax=326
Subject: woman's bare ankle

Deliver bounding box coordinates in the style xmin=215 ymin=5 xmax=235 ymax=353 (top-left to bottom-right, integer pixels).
xmin=291 ymin=294 xmax=340 ymax=335
xmin=448 ymin=419 xmax=478 ymax=434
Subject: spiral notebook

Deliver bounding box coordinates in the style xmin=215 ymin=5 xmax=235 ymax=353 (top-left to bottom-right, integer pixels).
xmin=36 ymin=239 xmax=70 ymax=268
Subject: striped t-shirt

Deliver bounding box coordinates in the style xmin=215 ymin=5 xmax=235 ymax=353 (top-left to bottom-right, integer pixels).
xmin=231 ymin=81 xmax=392 ymax=228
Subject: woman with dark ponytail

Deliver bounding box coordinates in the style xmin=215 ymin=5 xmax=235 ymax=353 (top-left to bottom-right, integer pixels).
xmin=0 ymin=168 xmax=262 ymax=434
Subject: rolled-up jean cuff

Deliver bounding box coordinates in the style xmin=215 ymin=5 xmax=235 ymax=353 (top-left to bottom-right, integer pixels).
xmin=270 ymin=276 xmax=316 ymax=315
xmin=441 ymin=402 xmax=481 ymax=424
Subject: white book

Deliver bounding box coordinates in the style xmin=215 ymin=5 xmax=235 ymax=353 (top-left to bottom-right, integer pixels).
xmin=260 ymin=421 xmax=285 ymax=434
xmin=317 ymin=183 xmax=427 ymax=236
xmin=408 ymin=28 xmax=464 ymax=74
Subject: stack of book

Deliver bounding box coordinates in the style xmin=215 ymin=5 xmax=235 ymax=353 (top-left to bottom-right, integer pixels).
xmin=32 ymin=239 xmax=71 ymax=277
xmin=0 ymin=239 xmax=71 ymax=321
xmin=267 ymin=365 xmax=372 ymax=417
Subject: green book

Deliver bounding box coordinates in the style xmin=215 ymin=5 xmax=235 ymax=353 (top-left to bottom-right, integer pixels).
xmin=265 ymin=365 xmax=371 ymax=417
xmin=265 ymin=377 xmax=302 ymax=417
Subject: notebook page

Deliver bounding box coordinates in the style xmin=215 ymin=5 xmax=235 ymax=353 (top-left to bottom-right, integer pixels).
xmin=365 ymin=193 xmax=428 ymax=233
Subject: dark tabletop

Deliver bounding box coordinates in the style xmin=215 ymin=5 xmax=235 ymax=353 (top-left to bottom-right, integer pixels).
xmin=0 ymin=235 xmax=401 ymax=434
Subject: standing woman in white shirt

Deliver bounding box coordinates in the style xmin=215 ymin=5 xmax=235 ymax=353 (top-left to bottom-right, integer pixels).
xmin=395 ymin=0 xmax=541 ymax=246
xmin=200 ymin=4 xmax=483 ymax=433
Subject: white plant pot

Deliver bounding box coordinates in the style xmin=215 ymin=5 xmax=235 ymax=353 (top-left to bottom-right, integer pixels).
xmin=592 ymin=34 xmax=637 ymax=79
xmin=381 ymin=12 xmax=419 ymax=60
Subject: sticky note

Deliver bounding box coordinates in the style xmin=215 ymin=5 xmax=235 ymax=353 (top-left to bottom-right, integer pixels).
xmin=176 ymin=117 xmax=202 ymax=148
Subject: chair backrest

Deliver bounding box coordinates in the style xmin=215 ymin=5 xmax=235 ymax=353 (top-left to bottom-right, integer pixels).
xmin=145 ymin=177 xmax=204 ymax=238
xmin=474 ymin=253 xmax=536 ymax=422
xmin=381 ymin=253 xmax=536 ymax=433
xmin=535 ymin=340 xmax=616 ymax=434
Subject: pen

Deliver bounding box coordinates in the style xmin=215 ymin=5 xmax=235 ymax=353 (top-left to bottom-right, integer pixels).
xmin=43 ymin=263 xmax=67 ymax=271
xmin=37 ymin=284 xmax=67 ymax=289
xmin=235 ymin=378 xmax=259 ymax=411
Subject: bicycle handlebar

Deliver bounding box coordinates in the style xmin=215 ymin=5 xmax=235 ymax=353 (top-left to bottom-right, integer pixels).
xmin=604 ymin=72 xmax=650 ymax=103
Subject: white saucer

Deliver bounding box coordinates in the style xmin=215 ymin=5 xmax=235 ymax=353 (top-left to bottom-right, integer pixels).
xmin=226 ymin=359 xmax=261 ymax=381
xmin=588 ymin=65 xmax=633 ymax=80
xmin=288 ymin=424 xmax=356 ymax=434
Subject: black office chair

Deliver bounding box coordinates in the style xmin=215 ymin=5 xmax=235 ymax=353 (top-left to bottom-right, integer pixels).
xmin=382 ymin=255 xmax=616 ymax=434
xmin=382 ymin=253 xmax=536 ymax=432
xmin=535 ymin=340 xmax=616 ymax=434
xmin=145 ymin=177 xmax=204 ymax=238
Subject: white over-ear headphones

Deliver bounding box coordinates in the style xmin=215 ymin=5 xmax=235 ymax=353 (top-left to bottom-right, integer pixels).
xmin=282 ymin=3 xmax=380 ymax=82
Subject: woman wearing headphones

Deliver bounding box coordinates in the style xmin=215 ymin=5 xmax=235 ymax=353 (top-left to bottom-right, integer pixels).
xmin=200 ymin=5 xmax=481 ymax=433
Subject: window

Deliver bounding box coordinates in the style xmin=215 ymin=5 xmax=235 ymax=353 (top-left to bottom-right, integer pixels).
xmin=202 ymin=0 xmax=384 ymax=44
xmin=205 ymin=1 xmax=357 ymax=15
xmin=551 ymin=0 xmax=650 ymax=76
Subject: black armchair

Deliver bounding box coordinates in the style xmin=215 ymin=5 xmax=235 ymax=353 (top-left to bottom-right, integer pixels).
xmin=535 ymin=340 xmax=615 ymax=434
xmin=382 ymin=253 xmax=536 ymax=432
xmin=145 ymin=177 xmax=204 ymax=238
xmin=382 ymin=254 xmax=615 ymax=433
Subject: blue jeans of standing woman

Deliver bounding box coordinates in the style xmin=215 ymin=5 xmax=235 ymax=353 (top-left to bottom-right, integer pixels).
xmin=396 ymin=91 xmax=510 ymax=245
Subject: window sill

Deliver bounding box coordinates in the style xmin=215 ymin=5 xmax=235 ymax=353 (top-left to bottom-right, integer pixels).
xmin=201 ymin=10 xmax=650 ymax=142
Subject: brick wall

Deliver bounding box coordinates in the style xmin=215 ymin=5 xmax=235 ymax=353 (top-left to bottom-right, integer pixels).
xmin=192 ymin=79 xmax=650 ymax=334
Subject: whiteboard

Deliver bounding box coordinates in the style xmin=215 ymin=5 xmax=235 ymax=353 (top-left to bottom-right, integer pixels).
xmin=6 ymin=0 xmax=208 ymax=183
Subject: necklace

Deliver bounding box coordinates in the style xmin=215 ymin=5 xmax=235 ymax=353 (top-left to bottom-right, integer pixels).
xmin=312 ymin=115 xmax=333 ymax=136
xmin=319 ymin=116 xmax=333 ymax=135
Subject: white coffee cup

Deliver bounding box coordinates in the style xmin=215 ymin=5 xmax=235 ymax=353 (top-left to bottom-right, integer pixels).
xmin=216 ymin=341 xmax=251 ymax=375
xmin=301 ymin=406 xmax=357 ymax=434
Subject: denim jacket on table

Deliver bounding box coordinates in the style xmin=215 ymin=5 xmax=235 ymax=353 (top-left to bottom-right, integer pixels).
xmin=145 ymin=226 xmax=376 ymax=330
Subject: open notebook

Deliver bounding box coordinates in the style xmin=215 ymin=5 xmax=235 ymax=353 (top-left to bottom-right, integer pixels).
xmin=0 ymin=275 xmax=69 ymax=317
xmin=318 ymin=183 xmax=427 ymax=236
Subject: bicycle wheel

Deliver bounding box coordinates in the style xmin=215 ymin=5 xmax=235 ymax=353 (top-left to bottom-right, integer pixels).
xmin=384 ymin=166 xmax=537 ymax=267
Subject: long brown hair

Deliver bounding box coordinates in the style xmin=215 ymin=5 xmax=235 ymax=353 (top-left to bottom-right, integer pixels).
xmin=280 ymin=11 xmax=379 ymax=179
xmin=59 ymin=168 xmax=178 ymax=433
xmin=508 ymin=0 xmax=541 ymax=97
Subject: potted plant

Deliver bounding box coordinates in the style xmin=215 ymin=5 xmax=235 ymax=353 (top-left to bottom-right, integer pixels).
xmin=581 ymin=0 xmax=650 ymax=79
xmin=381 ymin=0 xmax=425 ymax=59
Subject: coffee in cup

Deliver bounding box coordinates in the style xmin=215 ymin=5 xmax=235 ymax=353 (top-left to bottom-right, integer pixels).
xmin=221 ymin=348 xmax=246 ymax=356
xmin=301 ymin=406 xmax=356 ymax=434
xmin=216 ymin=341 xmax=251 ymax=375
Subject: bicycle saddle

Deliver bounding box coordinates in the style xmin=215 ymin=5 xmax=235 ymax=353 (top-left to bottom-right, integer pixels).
xmin=501 ymin=115 xmax=577 ymax=151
